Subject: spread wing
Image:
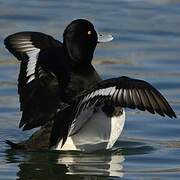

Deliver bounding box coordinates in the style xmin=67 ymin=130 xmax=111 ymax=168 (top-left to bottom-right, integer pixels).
xmin=4 ymin=32 xmax=68 ymax=130
xmin=50 ymin=76 xmax=176 ymax=148
xmin=75 ymin=76 xmax=176 ymax=116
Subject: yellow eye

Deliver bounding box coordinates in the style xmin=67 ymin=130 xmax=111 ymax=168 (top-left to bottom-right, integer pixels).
xmin=87 ymin=30 xmax=92 ymax=35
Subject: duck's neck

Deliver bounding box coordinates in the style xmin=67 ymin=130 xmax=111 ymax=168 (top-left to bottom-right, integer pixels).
xmin=63 ymin=40 xmax=95 ymax=66
xmin=71 ymin=61 xmax=93 ymax=74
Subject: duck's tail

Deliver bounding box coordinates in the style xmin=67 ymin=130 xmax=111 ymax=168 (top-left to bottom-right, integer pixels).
xmin=5 ymin=140 xmax=25 ymax=149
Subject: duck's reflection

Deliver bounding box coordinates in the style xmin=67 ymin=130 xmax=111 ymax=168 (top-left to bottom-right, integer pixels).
xmin=56 ymin=152 xmax=124 ymax=177
xmin=5 ymin=149 xmax=124 ymax=180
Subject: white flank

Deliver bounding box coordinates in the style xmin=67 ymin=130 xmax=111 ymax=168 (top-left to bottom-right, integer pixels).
xmin=107 ymin=110 xmax=125 ymax=149
xmin=68 ymin=106 xmax=95 ymax=136
xmin=55 ymin=106 xmax=126 ymax=152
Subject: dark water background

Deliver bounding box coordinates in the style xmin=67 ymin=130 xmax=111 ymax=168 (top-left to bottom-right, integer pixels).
xmin=0 ymin=0 xmax=180 ymax=179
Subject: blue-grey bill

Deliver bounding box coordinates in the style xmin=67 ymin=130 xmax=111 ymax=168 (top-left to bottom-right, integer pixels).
xmin=97 ymin=34 xmax=114 ymax=43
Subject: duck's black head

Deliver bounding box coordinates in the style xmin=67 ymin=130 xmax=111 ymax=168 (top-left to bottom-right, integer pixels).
xmin=63 ymin=19 xmax=97 ymax=65
xmin=63 ymin=19 xmax=113 ymax=65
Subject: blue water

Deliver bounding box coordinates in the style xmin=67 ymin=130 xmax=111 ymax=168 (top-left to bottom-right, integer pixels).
xmin=0 ymin=0 xmax=180 ymax=179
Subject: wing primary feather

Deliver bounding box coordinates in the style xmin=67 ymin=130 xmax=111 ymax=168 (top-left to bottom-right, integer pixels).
xmin=139 ymin=89 xmax=155 ymax=114
xmin=131 ymin=89 xmax=141 ymax=109
xmin=126 ymin=89 xmax=135 ymax=109
xmin=148 ymin=90 xmax=165 ymax=117
xmin=144 ymin=89 xmax=157 ymax=114
xmin=117 ymin=89 xmax=124 ymax=106
xmin=122 ymin=88 xmax=128 ymax=107
xmin=150 ymin=90 xmax=176 ymax=118
xmin=134 ymin=89 xmax=146 ymax=111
